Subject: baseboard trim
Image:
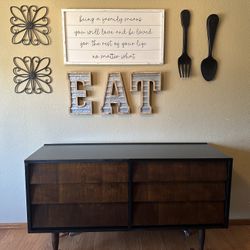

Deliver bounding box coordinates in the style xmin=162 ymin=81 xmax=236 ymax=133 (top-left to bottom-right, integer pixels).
xmin=229 ymin=219 xmax=250 ymax=225
xmin=0 ymin=223 xmax=26 ymax=229
xmin=0 ymin=219 xmax=249 ymax=229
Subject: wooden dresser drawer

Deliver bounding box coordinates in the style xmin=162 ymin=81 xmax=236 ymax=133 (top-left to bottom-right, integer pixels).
xmin=31 ymin=183 xmax=128 ymax=204
xmin=133 ymin=182 xmax=225 ymax=202
xmin=133 ymin=202 xmax=225 ymax=226
xmin=30 ymin=162 xmax=128 ymax=184
xmin=28 ymin=161 xmax=129 ymax=229
xmin=32 ymin=203 xmax=128 ymax=228
xmin=133 ymin=160 xmax=228 ymax=182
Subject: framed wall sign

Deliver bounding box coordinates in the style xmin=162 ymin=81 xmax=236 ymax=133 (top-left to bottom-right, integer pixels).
xmin=62 ymin=9 xmax=165 ymax=65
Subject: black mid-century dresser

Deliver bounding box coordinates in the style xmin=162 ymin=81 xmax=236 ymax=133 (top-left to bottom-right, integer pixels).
xmin=25 ymin=143 xmax=233 ymax=250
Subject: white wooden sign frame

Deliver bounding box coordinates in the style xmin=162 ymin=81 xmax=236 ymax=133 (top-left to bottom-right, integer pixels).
xmin=62 ymin=9 xmax=165 ymax=65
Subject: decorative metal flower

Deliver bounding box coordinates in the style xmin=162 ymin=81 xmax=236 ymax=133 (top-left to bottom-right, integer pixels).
xmin=10 ymin=5 xmax=50 ymax=45
xmin=13 ymin=56 xmax=52 ymax=94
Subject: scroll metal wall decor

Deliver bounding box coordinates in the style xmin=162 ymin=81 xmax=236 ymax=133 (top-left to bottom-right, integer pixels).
xmin=10 ymin=5 xmax=50 ymax=45
xmin=13 ymin=56 xmax=52 ymax=94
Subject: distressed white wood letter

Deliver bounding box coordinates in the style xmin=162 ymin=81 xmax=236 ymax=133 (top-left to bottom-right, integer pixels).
xmin=101 ymin=73 xmax=130 ymax=114
xmin=131 ymin=72 xmax=161 ymax=114
xmin=68 ymin=72 xmax=92 ymax=114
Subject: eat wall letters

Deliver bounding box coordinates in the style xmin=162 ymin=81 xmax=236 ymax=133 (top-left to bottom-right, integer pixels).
xmin=68 ymin=72 xmax=92 ymax=114
xmin=131 ymin=72 xmax=161 ymax=114
xmin=101 ymin=73 xmax=130 ymax=114
xmin=69 ymin=72 xmax=161 ymax=115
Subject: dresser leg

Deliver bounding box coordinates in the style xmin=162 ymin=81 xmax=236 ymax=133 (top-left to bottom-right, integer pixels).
xmin=52 ymin=233 xmax=59 ymax=250
xmin=198 ymin=229 xmax=205 ymax=250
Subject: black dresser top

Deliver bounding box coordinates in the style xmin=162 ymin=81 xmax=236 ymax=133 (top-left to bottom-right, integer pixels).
xmin=25 ymin=143 xmax=231 ymax=162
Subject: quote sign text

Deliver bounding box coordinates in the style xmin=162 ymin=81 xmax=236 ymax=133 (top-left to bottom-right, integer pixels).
xmin=62 ymin=9 xmax=165 ymax=65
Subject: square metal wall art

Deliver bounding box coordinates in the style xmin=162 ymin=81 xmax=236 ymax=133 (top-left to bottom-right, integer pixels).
xmin=10 ymin=5 xmax=50 ymax=45
xmin=13 ymin=56 xmax=52 ymax=94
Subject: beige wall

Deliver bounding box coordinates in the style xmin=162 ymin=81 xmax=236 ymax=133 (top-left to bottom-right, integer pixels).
xmin=0 ymin=0 xmax=249 ymax=222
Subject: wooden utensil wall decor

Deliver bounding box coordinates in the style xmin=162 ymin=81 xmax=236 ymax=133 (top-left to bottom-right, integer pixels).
xmin=69 ymin=72 xmax=92 ymax=114
xmin=176 ymin=11 xmax=221 ymax=81
xmin=201 ymin=14 xmax=219 ymax=81
xmin=101 ymin=73 xmax=130 ymax=114
xmin=178 ymin=10 xmax=191 ymax=78
xmin=10 ymin=5 xmax=50 ymax=45
xmin=13 ymin=56 xmax=52 ymax=94
xmin=131 ymin=72 xmax=161 ymax=114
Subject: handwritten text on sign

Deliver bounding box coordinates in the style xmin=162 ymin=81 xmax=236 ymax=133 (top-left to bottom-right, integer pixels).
xmin=62 ymin=9 xmax=165 ymax=64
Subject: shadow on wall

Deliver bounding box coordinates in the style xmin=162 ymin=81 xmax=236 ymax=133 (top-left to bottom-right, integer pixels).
xmin=211 ymin=144 xmax=250 ymax=218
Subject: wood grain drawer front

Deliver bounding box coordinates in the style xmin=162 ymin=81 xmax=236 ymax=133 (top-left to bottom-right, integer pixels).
xmin=30 ymin=162 xmax=128 ymax=184
xmin=30 ymin=183 xmax=128 ymax=204
xmin=32 ymin=203 xmax=128 ymax=228
xmin=133 ymin=202 xmax=225 ymax=226
xmin=133 ymin=182 xmax=225 ymax=202
xmin=133 ymin=160 xmax=228 ymax=182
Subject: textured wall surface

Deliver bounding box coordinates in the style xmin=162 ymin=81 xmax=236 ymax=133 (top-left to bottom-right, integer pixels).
xmin=0 ymin=0 xmax=249 ymax=222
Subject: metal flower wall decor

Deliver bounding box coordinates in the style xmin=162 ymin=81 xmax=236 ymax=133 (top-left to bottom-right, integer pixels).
xmin=13 ymin=56 xmax=52 ymax=94
xmin=10 ymin=5 xmax=50 ymax=45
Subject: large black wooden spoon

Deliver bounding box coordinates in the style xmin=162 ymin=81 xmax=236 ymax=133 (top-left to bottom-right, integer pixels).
xmin=201 ymin=14 xmax=219 ymax=81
